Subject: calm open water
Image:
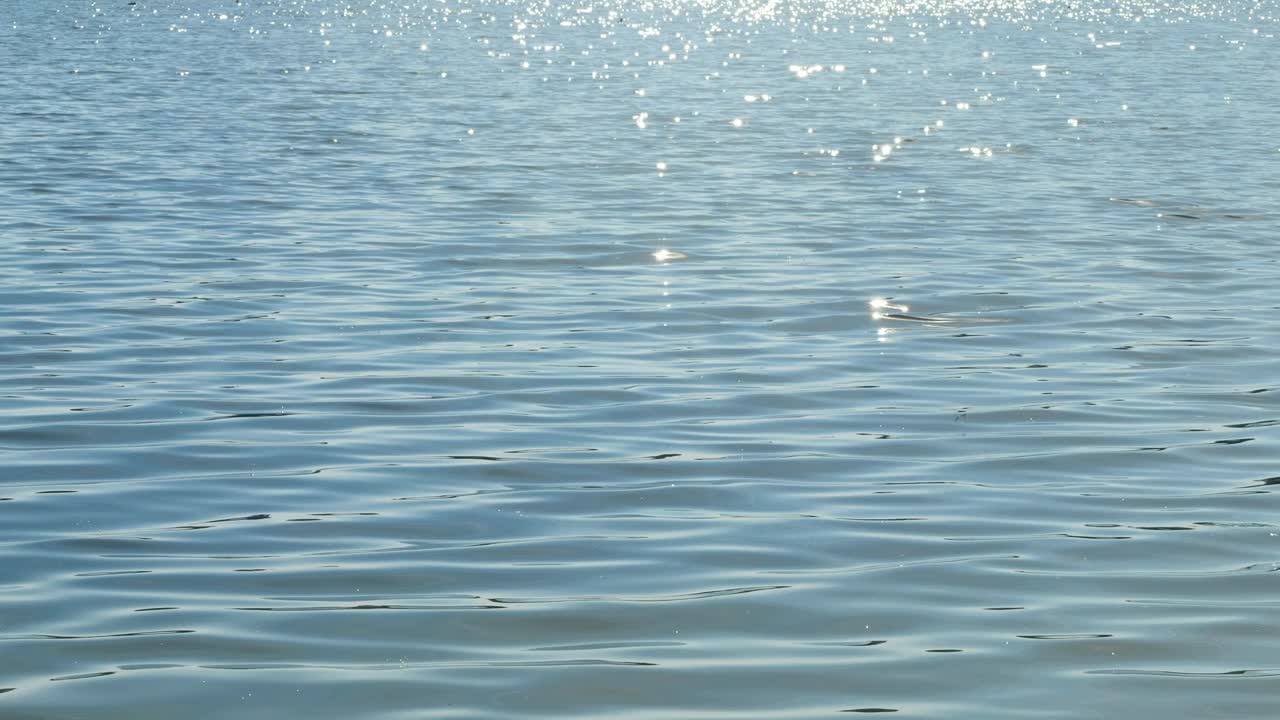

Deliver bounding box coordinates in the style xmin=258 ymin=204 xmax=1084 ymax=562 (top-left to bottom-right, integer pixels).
xmin=3 ymin=0 xmax=1280 ymax=717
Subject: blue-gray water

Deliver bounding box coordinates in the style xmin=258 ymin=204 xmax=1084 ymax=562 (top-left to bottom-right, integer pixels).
xmin=3 ymin=0 xmax=1280 ymax=717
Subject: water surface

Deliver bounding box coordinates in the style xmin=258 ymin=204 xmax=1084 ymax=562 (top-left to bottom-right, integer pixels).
xmin=3 ymin=0 xmax=1280 ymax=716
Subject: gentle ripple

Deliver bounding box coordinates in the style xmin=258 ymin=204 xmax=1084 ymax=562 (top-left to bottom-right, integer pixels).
xmin=3 ymin=0 xmax=1280 ymax=717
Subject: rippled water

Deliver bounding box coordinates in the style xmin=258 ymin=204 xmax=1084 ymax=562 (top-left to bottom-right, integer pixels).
xmin=4 ymin=0 xmax=1280 ymax=716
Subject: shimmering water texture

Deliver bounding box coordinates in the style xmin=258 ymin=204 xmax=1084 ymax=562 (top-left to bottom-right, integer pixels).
xmin=3 ymin=0 xmax=1280 ymax=717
